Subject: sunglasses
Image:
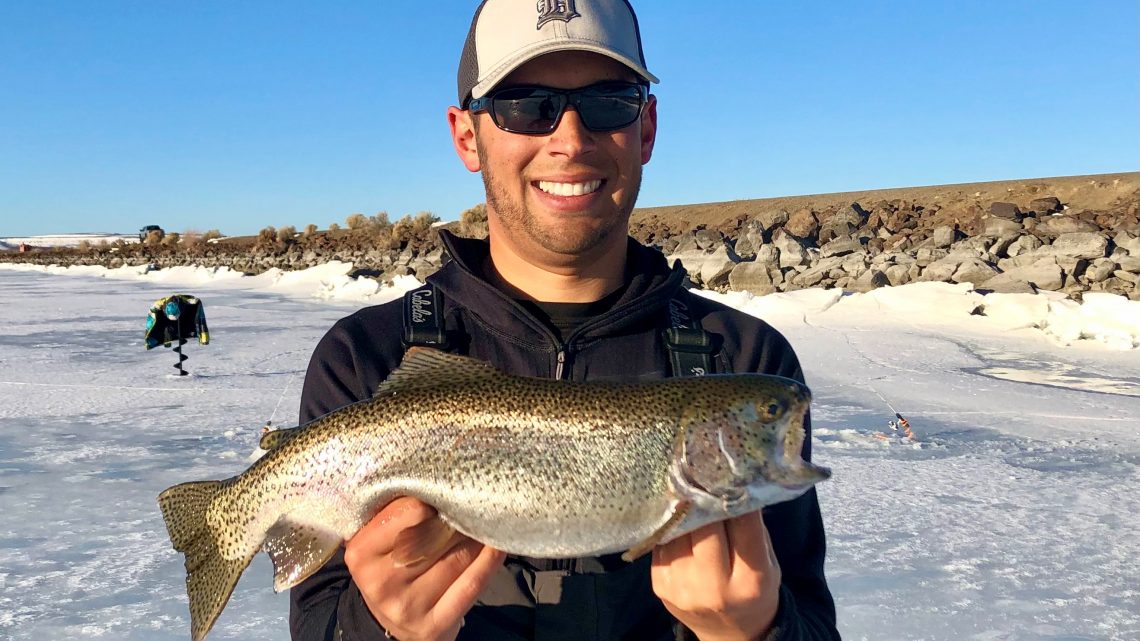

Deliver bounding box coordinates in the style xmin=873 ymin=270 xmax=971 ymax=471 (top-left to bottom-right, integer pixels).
xmin=468 ymin=81 xmax=648 ymax=135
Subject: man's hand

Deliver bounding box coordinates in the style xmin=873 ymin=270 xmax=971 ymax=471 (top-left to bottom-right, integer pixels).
xmin=344 ymin=496 xmax=506 ymax=641
xmin=651 ymin=511 xmax=781 ymax=641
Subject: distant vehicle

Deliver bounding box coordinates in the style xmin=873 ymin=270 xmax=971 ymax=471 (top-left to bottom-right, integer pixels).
xmin=139 ymin=225 xmax=165 ymax=242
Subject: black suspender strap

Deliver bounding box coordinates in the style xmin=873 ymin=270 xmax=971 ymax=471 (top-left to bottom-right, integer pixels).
xmin=402 ymin=283 xmax=449 ymax=350
xmin=403 ymin=282 xmax=713 ymax=375
xmin=665 ymin=295 xmax=717 ymax=377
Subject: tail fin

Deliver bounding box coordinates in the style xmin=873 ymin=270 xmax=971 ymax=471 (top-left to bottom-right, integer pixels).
xmin=158 ymin=480 xmax=255 ymax=641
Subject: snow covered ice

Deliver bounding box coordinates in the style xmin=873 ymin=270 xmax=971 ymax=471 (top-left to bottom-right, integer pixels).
xmin=1 ymin=262 xmax=1137 ymax=641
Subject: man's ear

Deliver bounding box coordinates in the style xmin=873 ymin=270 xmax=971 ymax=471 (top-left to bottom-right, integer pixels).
xmin=448 ymin=106 xmax=482 ymax=172
xmin=640 ymin=94 xmax=658 ymax=165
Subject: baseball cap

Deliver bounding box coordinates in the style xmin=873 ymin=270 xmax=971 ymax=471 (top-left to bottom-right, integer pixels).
xmin=457 ymin=0 xmax=659 ymax=106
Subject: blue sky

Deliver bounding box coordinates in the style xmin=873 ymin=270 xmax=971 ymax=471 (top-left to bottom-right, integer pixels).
xmin=1 ymin=1 xmax=1137 ymax=237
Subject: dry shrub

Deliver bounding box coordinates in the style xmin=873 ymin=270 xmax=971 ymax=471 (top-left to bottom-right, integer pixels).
xmin=276 ymin=225 xmax=297 ymax=243
xmin=328 ymin=222 xmax=341 ymax=232
xmin=459 ymin=203 xmax=488 ymax=238
xmin=162 ymin=232 xmax=181 ymax=246
xmin=302 ymin=223 xmax=318 ymax=238
xmin=413 ymin=211 xmax=439 ymax=231
xmin=346 ymin=213 xmax=367 ymax=230
xmin=145 ymin=230 xmax=164 ymax=245
xmin=76 ymin=240 xmax=93 ymax=252
xmin=391 ymin=215 xmax=414 ymax=242
xmin=258 ymin=226 xmax=277 ymax=245
xmin=202 ymin=229 xmax=223 ymax=241
xmin=390 ymin=211 xmax=439 ymax=244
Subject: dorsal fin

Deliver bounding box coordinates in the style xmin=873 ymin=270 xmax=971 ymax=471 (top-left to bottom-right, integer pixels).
xmin=374 ymin=347 xmax=504 ymax=397
xmin=259 ymin=426 xmax=301 ymax=452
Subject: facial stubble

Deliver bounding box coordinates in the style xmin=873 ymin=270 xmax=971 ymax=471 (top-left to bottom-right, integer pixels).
xmin=476 ymin=131 xmax=642 ymax=258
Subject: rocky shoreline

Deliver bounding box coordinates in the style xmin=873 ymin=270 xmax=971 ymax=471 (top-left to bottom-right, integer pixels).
xmin=5 ymin=173 xmax=1138 ymax=301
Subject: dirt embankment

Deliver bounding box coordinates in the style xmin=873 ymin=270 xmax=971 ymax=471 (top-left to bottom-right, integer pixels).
xmin=4 ymin=172 xmax=1137 ymax=299
xmin=629 ymin=172 xmax=1138 ymax=241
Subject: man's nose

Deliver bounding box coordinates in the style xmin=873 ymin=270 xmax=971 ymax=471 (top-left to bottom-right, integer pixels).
xmin=547 ymin=106 xmax=596 ymax=155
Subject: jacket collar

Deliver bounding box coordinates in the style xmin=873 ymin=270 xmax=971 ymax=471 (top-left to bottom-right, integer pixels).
xmin=431 ymin=229 xmax=689 ymax=345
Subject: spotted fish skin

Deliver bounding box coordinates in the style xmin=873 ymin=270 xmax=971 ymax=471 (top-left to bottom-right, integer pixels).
xmin=157 ymin=348 xmax=829 ymax=641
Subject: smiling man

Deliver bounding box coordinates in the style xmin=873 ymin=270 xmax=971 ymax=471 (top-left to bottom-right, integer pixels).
xmin=290 ymin=1 xmax=838 ymax=640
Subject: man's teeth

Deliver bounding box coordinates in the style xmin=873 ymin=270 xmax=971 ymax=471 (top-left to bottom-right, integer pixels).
xmin=537 ymin=179 xmax=602 ymax=197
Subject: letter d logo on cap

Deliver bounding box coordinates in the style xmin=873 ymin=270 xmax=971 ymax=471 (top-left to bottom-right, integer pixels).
xmin=536 ymin=0 xmax=581 ymax=28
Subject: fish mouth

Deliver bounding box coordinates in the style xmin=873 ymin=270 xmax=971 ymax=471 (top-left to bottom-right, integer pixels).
xmin=774 ymin=460 xmax=832 ymax=491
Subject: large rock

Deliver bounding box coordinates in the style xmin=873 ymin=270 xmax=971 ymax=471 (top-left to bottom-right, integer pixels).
xmin=885 ymin=263 xmax=912 ymax=286
xmin=981 ymin=217 xmax=1024 ymax=238
xmin=919 ymin=260 xmax=959 ymax=282
xmin=755 ymin=209 xmax=791 ymax=233
xmin=1085 ymin=258 xmax=1117 ymax=283
xmin=1029 ymin=196 xmax=1062 ymax=214
xmin=956 ymin=235 xmax=996 ymax=257
xmin=785 ymin=209 xmax=820 ymax=239
xmin=1036 ymin=216 xmax=1101 ymax=237
xmin=732 ymin=220 xmax=766 ymax=260
xmin=1006 ymin=234 xmax=1043 ymax=257
xmin=990 ymin=202 xmax=1022 ymax=219
xmin=914 ymin=247 xmax=949 ymax=266
xmin=1117 ymin=255 xmax=1140 ymax=273
xmin=1114 ymin=231 xmax=1140 ymax=255
xmin=831 ymin=203 xmax=868 ymax=228
xmin=792 ymin=256 xmax=845 ymax=288
xmin=728 ymin=262 xmax=777 ymax=295
xmin=848 ymin=269 xmax=890 ymax=293
xmin=952 ymin=258 xmax=1000 ymax=285
xmin=932 ymin=225 xmax=964 ymax=248
xmin=693 ymin=229 xmax=726 ymax=251
xmin=754 ymin=243 xmax=779 ymax=266
xmin=1114 ymin=270 xmax=1140 ymax=285
xmin=773 ymin=233 xmax=809 ymax=268
xmin=820 ymin=204 xmax=861 ymax=244
xmin=986 ymin=259 xmax=1064 ymax=292
xmin=820 ymin=237 xmax=864 ymax=258
xmin=818 ymin=218 xmax=857 ymax=245
xmin=700 ymin=245 xmax=737 ymax=289
xmin=1050 ymin=232 xmax=1108 ymax=260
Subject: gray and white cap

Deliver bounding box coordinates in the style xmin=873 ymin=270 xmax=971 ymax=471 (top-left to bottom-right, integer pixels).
xmin=458 ymin=0 xmax=659 ymax=105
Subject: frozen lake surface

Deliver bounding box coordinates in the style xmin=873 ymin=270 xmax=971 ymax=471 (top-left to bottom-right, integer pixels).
xmin=0 ymin=265 xmax=1137 ymax=641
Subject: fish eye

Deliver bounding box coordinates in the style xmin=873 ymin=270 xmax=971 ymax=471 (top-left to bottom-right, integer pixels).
xmin=765 ymin=401 xmax=784 ymax=419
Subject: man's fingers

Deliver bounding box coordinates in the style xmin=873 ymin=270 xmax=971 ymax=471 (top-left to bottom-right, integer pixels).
xmin=345 ymin=497 xmax=438 ymax=583
xmin=726 ymin=511 xmax=781 ymax=601
xmin=371 ymin=496 xmax=439 ymax=533
xmin=688 ymin=520 xmax=732 ymax=582
xmin=725 ymin=511 xmax=769 ymax=574
xmin=429 ymin=542 xmax=507 ymax=626
xmin=651 ymin=531 xmax=687 ymax=570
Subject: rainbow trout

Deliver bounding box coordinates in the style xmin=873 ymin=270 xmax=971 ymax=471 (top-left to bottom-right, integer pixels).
xmin=158 ymin=348 xmax=830 ymax=641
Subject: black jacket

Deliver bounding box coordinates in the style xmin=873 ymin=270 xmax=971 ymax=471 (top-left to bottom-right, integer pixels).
xmin=290 ymin=231 xmax=838 ymax=641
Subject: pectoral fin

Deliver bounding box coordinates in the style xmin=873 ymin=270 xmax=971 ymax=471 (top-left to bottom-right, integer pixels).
xmin=263 ymin=518 xmax=343 ymax=592
xmin=392 ymin=515 xmax=459 ymax=568
xmin=621 ymin=501 xmax=692 ymax=562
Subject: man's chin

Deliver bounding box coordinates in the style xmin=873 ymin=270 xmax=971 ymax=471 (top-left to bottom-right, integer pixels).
xmin=527 ymin=221 xmax=620 ymax=259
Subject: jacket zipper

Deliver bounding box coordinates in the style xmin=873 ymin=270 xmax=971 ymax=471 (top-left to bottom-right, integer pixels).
xmin=555 ymin=350 xmax=567 ymax=380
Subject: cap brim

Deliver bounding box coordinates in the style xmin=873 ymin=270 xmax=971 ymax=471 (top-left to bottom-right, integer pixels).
xmin=470 ymin=40 xmax=659 ymax=100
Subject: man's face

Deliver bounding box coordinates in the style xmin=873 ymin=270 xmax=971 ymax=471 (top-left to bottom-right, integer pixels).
xmin=450 ymin=51 xmax=658 ymax=268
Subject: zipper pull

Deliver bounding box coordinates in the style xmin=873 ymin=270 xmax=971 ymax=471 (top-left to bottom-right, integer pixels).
xmin=555 ymin=350 xmax=566 ymax=380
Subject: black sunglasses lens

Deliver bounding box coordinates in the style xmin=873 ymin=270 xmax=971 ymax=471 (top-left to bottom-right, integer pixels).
xmin=486 ymin=84 xmax=645 ymax=134
xmin=491 ymin=88 xmax=566 ymax=133
xmin=578 ymin=89 xmax=644 ymax=131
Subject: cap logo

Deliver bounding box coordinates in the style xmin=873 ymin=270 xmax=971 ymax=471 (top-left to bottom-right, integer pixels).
xmin=536 ymin=0 xmax=580 ymax=29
